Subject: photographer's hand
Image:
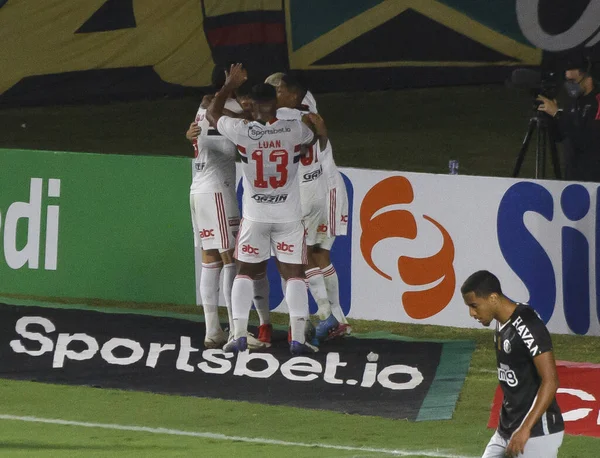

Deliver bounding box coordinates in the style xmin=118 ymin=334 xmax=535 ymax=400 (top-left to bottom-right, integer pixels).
xmin=537 ymin=95 xmax=559 ymax=117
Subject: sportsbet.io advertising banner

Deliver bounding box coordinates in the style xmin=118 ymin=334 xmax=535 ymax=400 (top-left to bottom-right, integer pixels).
xmin=0 ymin=303 xmax=474 ymax=420
xmin=2 ymin=148 xmax=600 ymax=336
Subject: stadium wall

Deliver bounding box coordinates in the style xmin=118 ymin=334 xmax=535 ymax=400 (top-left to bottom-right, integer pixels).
xmin=1 ymin=148 xmax=599 ymax=336
xmin=2 ymin=0 xmax=600 ymax=106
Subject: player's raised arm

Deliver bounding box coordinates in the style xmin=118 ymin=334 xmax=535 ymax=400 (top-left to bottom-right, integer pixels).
xmin=302 ymin=113 xmax=328 ymax=150
xmin=206 ymin=63 xmax=247 ymax=127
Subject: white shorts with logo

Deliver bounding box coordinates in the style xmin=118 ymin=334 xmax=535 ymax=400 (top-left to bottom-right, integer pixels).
xmin=482 ymin=430 xmax=563 ymax=458
xmin=234 ymin=219 xmax=307 ymax=264
xmin=190 ymin=191 xmax=240 ymax=252
xmin=326 ymin=184 xmax=349 ymax=236
xmin=317 ymin=234 xmax=336 ymax=251
xmin=301 ymin=187 xmax=328 ymax=246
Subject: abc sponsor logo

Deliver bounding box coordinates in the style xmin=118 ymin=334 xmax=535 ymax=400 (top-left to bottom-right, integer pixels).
xmin=276 ymin=242 xmax=294 ymax=253
xmin=241 ymin=244 xmax=260 ymax=255
xmin=317 ymin=224 xmax=328 ymax=233
xmin=341 ymin=215 xmax=349 ymax=223
xmin=199 ymin=229 xmax=214 ymax=239
xmin=359 ymin=176 xmax=455 ymax=319
xmin=0 ymin=178 xmax=61 ymax=271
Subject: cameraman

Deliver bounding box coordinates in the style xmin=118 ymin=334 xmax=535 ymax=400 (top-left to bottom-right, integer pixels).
xmin=537 ymin=56 xmax=600 ymax=182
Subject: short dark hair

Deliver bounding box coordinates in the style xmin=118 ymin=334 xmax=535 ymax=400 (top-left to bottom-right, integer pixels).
xmin=461 ymin=270 xmax=503 ymax=297
xmin=235 ymin=80 xmax=253 ymax=98
xmin=250 ymin=83 xmax=276 ymax=102
xmin=280 ymin=74 xmax=306 ymax=95
xmin=563 ymin=54 xmax=593 ymax=75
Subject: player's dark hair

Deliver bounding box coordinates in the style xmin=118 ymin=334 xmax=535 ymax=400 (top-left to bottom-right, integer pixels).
xmin=235 ymin=80 xmax=253 ymax=98
xmin=461 ymin=270 xmax=503 ymax=297
xmin=280 ymin=74 xmax=306 ymax=96
xmin=250 ymin=83 xmax=276 ymax=102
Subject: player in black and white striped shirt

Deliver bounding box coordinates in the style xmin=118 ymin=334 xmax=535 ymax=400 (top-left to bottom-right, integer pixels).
xmin=461 ymin=270 xmax=564 ymax=458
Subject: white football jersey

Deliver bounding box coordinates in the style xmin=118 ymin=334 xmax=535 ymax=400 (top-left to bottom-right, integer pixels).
xmin=303 ymin=91 xmax=318 ymax=113
xmin=217 ymin=116 xmax=314 ymax=223
xmin=190 ymin=98 xmax=241 ymax=195
xmin=277 ymin=107 xmax=326 ymax=200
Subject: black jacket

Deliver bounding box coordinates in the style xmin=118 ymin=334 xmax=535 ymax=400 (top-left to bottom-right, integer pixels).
xmin=556 ymin=84 xmax=600 ymax=182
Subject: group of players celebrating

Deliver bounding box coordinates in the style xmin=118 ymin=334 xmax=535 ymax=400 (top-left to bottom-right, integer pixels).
xmin=187 ymin=63 xmax=568 ymax=457
xmin=187 ymin=63 xmax=350 ymax=355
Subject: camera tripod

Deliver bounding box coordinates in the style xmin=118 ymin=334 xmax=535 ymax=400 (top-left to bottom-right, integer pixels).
xmin=512 ymin=112 xmax=562 ymax=179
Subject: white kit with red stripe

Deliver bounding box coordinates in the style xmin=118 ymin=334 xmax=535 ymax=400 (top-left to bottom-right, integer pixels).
xmin=216 ymin=115 xmax=314 ymax=223
xmin=189 ymin=98 xmax=242 ymax=252
xmin=320 ymin=140 xmax=349 ymax=237
xmin=190 ymin=98 xmax=241 ymax=195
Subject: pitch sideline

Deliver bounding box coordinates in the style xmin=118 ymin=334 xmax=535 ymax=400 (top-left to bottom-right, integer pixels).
xmin=0 ymin=414 xmax=475 ymax=458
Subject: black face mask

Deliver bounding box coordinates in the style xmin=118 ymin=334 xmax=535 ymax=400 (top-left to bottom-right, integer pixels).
xmin=565 ymin=76 xmax=585 ymax=98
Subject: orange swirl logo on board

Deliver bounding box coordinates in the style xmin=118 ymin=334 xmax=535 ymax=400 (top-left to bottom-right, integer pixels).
xmin=360 ymin=176 xmax=455 ymax=319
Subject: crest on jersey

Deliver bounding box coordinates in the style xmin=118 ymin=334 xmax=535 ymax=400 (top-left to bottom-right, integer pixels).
xmin=503 ymin=339 xmax=512 ymax=354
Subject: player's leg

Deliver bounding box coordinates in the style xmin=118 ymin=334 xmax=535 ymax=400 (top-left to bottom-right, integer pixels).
xmin=217 ymin=191 xmax=240 ymax=340
xmin=313 ymin=239 xmax=351 ymax=337
xmin=200 ymin=249 xmax=227 ymax=348
xmin=253 ymin=271 xmax=272 ymax=344
xmin=191 ymin=193 xmax=227 ymax=348
xmin=225 ymin=219 xmax=271 ymax=352
xmin=302 ymin=201 xmax=338 ymax=341
xmin=273 ymin=221 xmax=317 ymax=355
xmin=481 ymin=431 xmax=509 ymax=458
xmin=520 ymin=431 xmax=563 ymax=458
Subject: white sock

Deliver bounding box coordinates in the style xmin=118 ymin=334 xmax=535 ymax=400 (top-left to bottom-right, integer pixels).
xmin=231 ymin=275 xmax=253 ymax=339
xmin=253 ymin=276 xmax=271 ymax=325
xmin=279 ymin=276 xmax=288 ymax=310
xmin=306 ymin=267 xmax=332 ymax=320
xmin=322 ymin=264 xmax=348 ymax=324
xmin=222 ymin=263 xmax=237 ymax=333
xmin=286 ymin=277 xmax=309 ymax=343
xmin=200 ymin=261 xmax=223 ymax=336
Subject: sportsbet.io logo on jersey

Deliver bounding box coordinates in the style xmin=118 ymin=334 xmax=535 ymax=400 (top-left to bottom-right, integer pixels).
xmin=248 ymin=124 xmax=291 ymax=141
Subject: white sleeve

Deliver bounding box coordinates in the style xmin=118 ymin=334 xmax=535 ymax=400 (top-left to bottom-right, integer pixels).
xmin=320 ymin=141 xmax=338 ymax=188
xmin=216 ymin=116 xmax=242 ymax=143
xmin=299 ymin=121 xmax=315 ymax=145
xmin=276 ymin=107 xmax=302 ymax=121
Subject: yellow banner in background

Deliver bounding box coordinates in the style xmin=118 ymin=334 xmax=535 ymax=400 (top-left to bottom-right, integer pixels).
xmin=0 ymin=0 xmax=214 ymax=95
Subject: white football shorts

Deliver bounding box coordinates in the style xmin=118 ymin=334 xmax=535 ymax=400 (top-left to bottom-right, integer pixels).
xmin=234 ymin=219 xmax=307 ymax=264
xmin=190 ymin=191 xmax=240 ymax=252
xmin=301 ymin=191 xmax=328 ymax=246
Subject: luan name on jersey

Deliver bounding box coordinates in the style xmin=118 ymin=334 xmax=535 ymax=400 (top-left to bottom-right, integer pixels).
xmin=216 ymin=115 xmax=314 ymax=223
